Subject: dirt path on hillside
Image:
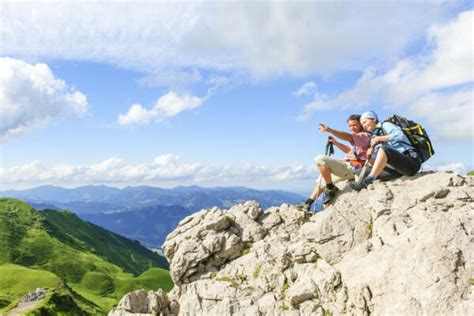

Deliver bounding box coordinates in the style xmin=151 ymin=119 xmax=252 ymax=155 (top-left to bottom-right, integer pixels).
xmin=2 ymin=300 xmax=42 ymax=316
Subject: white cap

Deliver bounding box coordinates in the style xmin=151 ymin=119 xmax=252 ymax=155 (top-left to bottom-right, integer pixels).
xmin=361 ymin=111 xmax=378 ymax=121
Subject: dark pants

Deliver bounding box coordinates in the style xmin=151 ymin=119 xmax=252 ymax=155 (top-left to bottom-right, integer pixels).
xmin=380 ymin=145 xmax=421 ymax=176
xmin=359 ymin=165 xmax=403 ymax=181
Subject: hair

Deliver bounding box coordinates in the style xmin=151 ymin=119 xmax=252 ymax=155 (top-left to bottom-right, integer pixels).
xmin=347 ymin=114 xmax=361 ymax=122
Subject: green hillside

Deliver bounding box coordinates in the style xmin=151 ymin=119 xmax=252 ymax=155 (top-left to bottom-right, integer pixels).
xmin=0 ymin=198 xmax=173 ymax=314
xmin=0 ymin=264 xmax=98 ymax=315
xmin=41 ymin=208 xmax=168 ymax=274
xmin=0 ymin=264 xmax=60 ymax=310
xmin=468 ymin=170 xmax=474 ymax=176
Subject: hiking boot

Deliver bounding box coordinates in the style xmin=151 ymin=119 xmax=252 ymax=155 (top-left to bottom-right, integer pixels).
xmin=322 ymin=186 xmax=339 ymax=204
xmin=349 ymin=176 xmax=374 ymax=191
xmin=297 ymin=198 xmax=314 ymax=211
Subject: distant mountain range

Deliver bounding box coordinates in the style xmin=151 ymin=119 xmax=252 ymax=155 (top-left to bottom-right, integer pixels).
xmin=0 ymin=198 xmax=172 ymax=315
xmin=0 ymin=185 xmax=304 ymax=248
xmin=0 ymin=184 xmax=304 ymax=213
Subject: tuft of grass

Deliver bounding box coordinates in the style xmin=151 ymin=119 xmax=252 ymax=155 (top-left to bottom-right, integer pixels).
xmin=0 ymin=296 xmax=10 ymax=310
xmin=280 ymin=278 xmax=289 ymax=299
xmin=253 ymin=265 xmax=261 ymax=279
xmin=236 ymin=274 xmax=247 ymax=282
xmin=217 ymin=276 xmax=239 ymax=288
xmin=241 ymin=243 xmax=251 ymax=256
xmin=324 ymin=309 xmax=334 ymax=316
xmin=469 ymin=278 xmax=474 ymax=285
xmin=367 ymin=223 xmax=373 ymax=231
xmin=210 ymin=271 xmax=217 ymax=279
xmin=279 ymin=304 xmax=289 ymax=311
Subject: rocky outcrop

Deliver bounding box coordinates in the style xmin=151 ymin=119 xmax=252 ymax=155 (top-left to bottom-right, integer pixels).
xmin=19 ymin=288 xmax=48 ymax=303
xmin=109 ymin=289 xmax=176 ymax=315
xmin=111 ymin=172 xmax=474 ymax=315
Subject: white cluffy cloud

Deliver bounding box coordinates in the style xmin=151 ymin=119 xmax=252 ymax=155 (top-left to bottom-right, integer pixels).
xmin=0 ymin=154 xmax=315 ymax=189
xmin=117 ymin=91 xmax=205 ymax=125
xmin=1 ymin=1 xmax=452 ymax=81
xmin=0 ymin=57 xmax=88 ymax=142
xmin=301 ymin=10 xmax=474 ymax=141
xmin=293 ymin=82 xmax=317 ymax=98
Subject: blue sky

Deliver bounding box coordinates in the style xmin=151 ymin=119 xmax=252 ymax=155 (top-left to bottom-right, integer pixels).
xmin=0 ymin=1 xmax=473 ymax=194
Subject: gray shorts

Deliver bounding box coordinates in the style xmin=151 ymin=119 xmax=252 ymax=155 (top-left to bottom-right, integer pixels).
xmin=314 ymin=155 xmax=356 ymax=188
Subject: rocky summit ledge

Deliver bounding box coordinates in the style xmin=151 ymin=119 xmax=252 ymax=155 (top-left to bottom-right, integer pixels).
xmin=110 ymin=172 xmax=473 ymax=315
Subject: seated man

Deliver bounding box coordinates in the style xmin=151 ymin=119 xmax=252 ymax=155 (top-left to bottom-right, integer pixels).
xmin=301 ymin=114 xmax=371 ymax=210
xmin=349 ymin=111 xmax=422 ymax=191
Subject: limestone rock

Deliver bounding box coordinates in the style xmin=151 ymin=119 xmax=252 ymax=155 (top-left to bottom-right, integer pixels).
xmin=108 ymin=289 xmax=172 ymax=316
xmin=113 ymin=172 xmax=474 ymax=315
xmin=20 ymin=288 xmax=48 ymax=303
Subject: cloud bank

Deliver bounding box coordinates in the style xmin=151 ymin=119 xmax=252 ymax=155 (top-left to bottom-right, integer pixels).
xmin=1 ymin=1 xmax=451 ymax=81
xmin=0 ymin=155 xmax=315 ymax=190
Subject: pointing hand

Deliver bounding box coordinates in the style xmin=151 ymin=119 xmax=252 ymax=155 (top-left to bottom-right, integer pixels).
xmin=319 ymin=123 xmax=329 ymax=133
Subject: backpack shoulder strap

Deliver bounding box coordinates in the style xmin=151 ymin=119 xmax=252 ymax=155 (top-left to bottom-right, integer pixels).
xmin=372 ymin=123 xmax=387 ymax=136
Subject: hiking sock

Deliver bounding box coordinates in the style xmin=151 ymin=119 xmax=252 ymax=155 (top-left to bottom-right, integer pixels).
xmin=365 ymin=175 xmax=375 ymax=183
xmin=349 ymin=175 xmax=375 ymax=192
xmin=299 ymin=198 xmax=314 ymax=211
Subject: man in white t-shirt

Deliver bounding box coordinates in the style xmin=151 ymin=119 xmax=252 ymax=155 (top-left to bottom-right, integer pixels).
xmin=301 ymin=114 xmax=371 ymax=210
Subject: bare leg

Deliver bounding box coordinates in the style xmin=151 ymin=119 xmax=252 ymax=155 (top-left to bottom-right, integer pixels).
xmin=310 ymin=164 xmax=333 ymax=200
xmin=309 ymin=164 xmax=332 ymax=200
xmin=369 ymin=148 xmax=388 ymax=178
xmin=319 ymin=164 xmax=333 ymax=184
xmin=310 ymin=186 xmax=323 ymax=200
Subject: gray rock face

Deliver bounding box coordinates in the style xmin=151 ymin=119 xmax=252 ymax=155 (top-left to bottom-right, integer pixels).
xmin=20 ymin=288 xmax=48 ymax=303
xmin=112 ymin=172 xmax=474 ymax=315
xmin=108 ymin=289 xmax=174 ymax=316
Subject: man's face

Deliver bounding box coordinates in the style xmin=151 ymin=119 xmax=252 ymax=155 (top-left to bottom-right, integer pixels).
xmin=348 ymin=119 xmax=363 ymax=133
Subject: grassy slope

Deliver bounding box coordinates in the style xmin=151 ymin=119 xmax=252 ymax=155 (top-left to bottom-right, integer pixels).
xmin=0 ymin=264 xmax=59 ymax=311
xmin=0 ymin=198 xmax=42 ymax=263
xmin=74 ymin=267 xmax=173 ymax=312
xmin=41 ymin=208 xmax=168 ymax=274
xmin=0 ymin=264 xmax=103 ymax=315
xmin=468 ymin=170 xmax=474 ymax=176
xmin=0 ymin=198 xmax=173 ymax=314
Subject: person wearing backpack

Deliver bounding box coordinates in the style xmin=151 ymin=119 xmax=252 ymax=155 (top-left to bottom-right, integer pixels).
xmin=300 ymin=114 xmax=371 ymax=210
xmin=349 ymin=111 xmax=422 ymax=191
